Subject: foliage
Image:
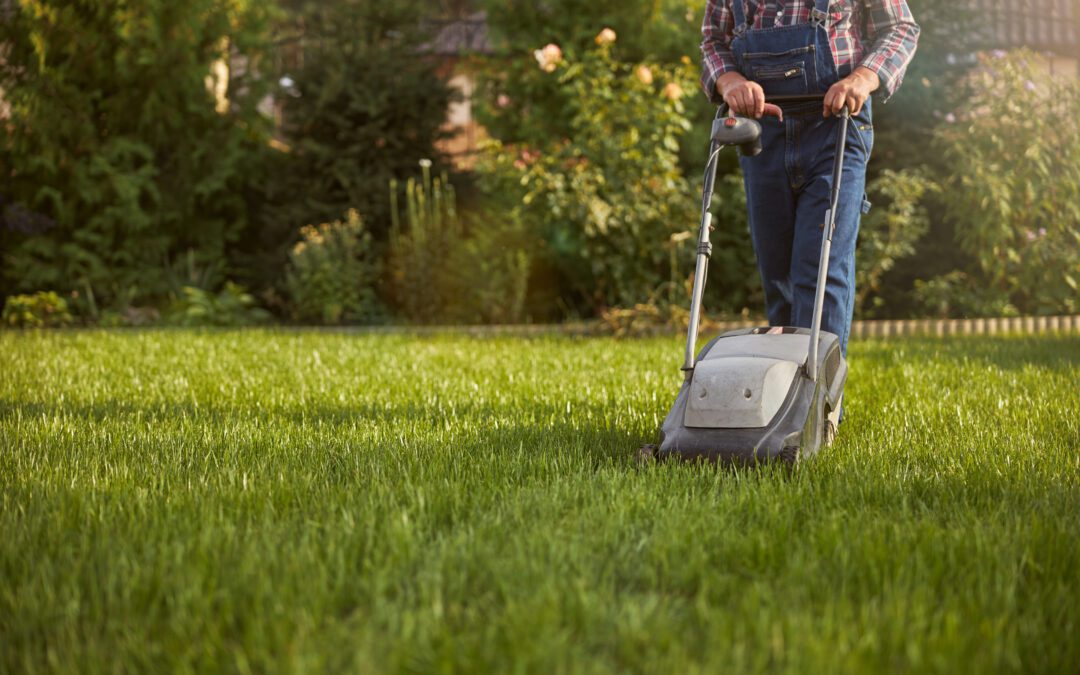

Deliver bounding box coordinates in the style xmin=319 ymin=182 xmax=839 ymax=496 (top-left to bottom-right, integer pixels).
xmin=855 ymin=1 xmax=989 ymax=318
xmin=458 ymin=212 xmax=534 ymax=325
xmin=913 ymin=271 xmax=1017 ymax=320
xmin=385 ymin=164 xmax=466 ymax=323
xmin=0 ymin=0 xmax=273 ymax=308
xmin=704 ymin=173 xmax=762 ymax=316
xmin=247 ymin=0 xmax=459 ymax=296
xmin=284 ymin=210 xmax=383 ymax=325
xmin=476 ymin=38 xmax=698 ymax=313
xmin=855 ymin=169 xmax=936 ymax=318
xmin=1 ymin=291 xmax=74 ymax=328
xmin=385 ymin=163 xmax=533 ymax=324
xmin=930 ymin=50 xmax=1080 ymax=317
xmin=165 ymin=283 xmax=271 ymax=327
xmin=478 ymin=0 xmax=707 ymax=144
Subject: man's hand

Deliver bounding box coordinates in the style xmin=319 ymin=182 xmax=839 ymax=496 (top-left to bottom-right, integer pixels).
xmin=823 ymin=67 xmax=880 ymax=117
xmin=717 ymin=72 xmax=782 ymax=119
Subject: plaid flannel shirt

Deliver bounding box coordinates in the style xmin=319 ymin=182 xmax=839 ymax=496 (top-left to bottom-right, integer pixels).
xmin=701 ymin=0 xmax=920 ymax=103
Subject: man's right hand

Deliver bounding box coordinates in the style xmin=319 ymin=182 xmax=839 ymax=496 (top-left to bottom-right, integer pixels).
xmin=717 ymin=72 xmax=782 ymax=119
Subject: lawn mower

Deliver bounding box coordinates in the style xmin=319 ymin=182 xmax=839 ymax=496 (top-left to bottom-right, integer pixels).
xmin=640 ymin=94 xmax=850 ymax=465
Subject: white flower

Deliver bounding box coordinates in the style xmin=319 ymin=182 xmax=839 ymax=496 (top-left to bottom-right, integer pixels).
xmin=534 ymin=44 xmax=563 ymax=73
xmin=595 ymin=28 xmax=617 ymax=46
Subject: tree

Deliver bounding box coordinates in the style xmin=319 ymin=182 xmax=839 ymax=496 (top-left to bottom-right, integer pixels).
xmin=240 ymin=0 xmax=459 ymax=296
xmin=0 ymin=0 xmax=273 ymax=309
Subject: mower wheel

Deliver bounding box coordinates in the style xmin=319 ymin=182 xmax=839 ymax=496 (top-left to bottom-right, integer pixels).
xmin=778 ymin=446 xmax=800 ymax=465
xmin=636 ymin=443 xmax=659 ymax=466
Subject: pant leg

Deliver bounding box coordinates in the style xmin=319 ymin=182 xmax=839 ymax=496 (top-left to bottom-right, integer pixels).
xmin=789 ymin=102 xmax=873 ymax=356
xmin=739 ymin=115 xmax=797 ymax=327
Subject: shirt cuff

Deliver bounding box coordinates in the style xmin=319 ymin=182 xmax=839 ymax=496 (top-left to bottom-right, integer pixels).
xmin=857 ymin=56 xmax=901 ymax=103
xmin=701 ymin=52 xmax=738 ymax=105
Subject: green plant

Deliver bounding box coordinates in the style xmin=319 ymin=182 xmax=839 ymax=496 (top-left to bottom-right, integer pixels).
xmin=855 ymin=169 xmax=936 ymax=318
xmin=385 ymin=163 xmax=467 ymax=323
xmin=929 ymin=49 xmax=1080 ymax=317
xmin=165 ymin=282 xmax=270 ymax=327
xmin=476 ymin=36 xmax=698 ymax=314
xmin=1 ymin=291 xmax=74 ymax=328
xmin=251 ymin=0 xmax=458 ymax=271
xmin=460 ymin=212 xmax=534 ymax=325
xmin=0 ymin=0 xmax=273 ymax=308
xmin=284 ymin=210 xmax=382 ymax=325
xmin=913 ymin=271 xmax=1017 ymax=320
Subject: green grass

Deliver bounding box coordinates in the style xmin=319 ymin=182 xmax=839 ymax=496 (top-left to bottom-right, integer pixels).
xmin=1 ymin=330 xmax=1078 ymax=674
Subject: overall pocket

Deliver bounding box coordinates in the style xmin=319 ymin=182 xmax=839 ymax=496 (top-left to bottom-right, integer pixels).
xmin=751 ymin=63 xmax=808 ymax=97
xmin=743 ymin=45 xmax=818 ymax=98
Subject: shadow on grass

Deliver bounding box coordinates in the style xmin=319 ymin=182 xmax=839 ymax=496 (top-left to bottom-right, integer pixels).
xmin=0 ymin=397 xmax=655 ymax=468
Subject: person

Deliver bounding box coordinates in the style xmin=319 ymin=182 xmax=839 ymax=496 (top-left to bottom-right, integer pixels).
xmin=700 ymin=0 xmax=919 ymax=434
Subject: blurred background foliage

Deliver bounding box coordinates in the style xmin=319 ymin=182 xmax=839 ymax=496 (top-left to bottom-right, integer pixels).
xmin=1 ymin=0 xmax=1077 ymax=327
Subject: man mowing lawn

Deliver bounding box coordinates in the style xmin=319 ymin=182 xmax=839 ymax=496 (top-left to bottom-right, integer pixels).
xmin=700 ymin=0 xmax=919 ymax=435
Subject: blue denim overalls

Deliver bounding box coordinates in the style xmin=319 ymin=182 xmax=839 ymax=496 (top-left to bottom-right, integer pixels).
xmin=729 ymin=0 xmax=873 ymax=357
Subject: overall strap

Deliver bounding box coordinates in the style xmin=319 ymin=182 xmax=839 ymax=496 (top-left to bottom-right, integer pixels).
xmin=731 ymin=0 xmax=749 ymax=37
xmin=811 ymin=0 xmax=832 ymax=27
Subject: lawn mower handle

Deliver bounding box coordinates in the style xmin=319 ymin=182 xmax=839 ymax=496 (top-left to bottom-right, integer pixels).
xmin=711 ymin=94 xmax=831 ymax=157
xmin=684 ymin=96 xmax=849 ymax=378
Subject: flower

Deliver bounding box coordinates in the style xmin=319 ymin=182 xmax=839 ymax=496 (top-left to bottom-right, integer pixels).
xmin=595 ymin=28 xmax=616 ymax=46
xmin=419 ymin=158 xmax=433 ymax=168
xmin=496 ymin=94 xmax=511 ymax=108
xmin=635 ymin=65 xmax=654 ymax=85
xmin=991 ymin=49 xmax=1007 ymax=59
xmin=680 ymin=55 xmax=692 ymax=66
xmin=534 ymin=43 xmax=563 ymax=73
xmin=662 ymin=81 xmax=684 ymax=101
xmin=944 ymin=112 xmax=956 ymax=123
xmin=1024 ymin=80 xmax=1037 ymax=92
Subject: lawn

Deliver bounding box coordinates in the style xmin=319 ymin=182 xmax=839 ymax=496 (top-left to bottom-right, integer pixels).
xmin=1 ymin=330 xmax=1078 ymax=674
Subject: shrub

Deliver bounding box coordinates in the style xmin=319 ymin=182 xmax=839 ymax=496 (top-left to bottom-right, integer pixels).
xmin=475 ymin=36 xmax=698 ymax=314
xmin=930 ymin=49 xmax=1080 ymax=316
xmin=0 ymin=0 xmax=273 ymax=308
xmin=284 ymin=210 xmax=382 ymax=325
xmin=247 ymin=0 xmax=459 ymax=294
xmin=384 ymin=162 xmax=535 ymax=325
xmin=855 ymin=169 xmax=936 ymax=318
xmin=165 ymin=283 xmax=270 ymax=328
xmin=2 ymin=292 xmax=74 ymax=329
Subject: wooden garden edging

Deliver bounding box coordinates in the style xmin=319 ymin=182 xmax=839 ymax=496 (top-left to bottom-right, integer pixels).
xmin=310 ymin=315 xmax=1080 ymax=338
xmin=847 ymin=315 xmax=1080 ymax=339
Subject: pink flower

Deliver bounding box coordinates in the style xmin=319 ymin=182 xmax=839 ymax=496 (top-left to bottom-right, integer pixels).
xmin=534 ymin=44 xmax=563 ymax=73
xmin=944 ymin=113 xmax=956 ymax=123
xmin=497 ymin=94 xmax=511 ymax=108
xmin=635 ymin=65 xmax=654 ymax=85
xmin=1024 ymin=80 xmax=1037 ymax=92
xmin=595 ymin=28 xmax=617 ymax=46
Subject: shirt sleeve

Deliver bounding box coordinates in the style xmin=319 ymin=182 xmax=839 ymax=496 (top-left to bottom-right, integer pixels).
xmin=858 ymin=0 xmax=921 ymax=101
xmin=700 ymin=0 xmax=738 ymax=104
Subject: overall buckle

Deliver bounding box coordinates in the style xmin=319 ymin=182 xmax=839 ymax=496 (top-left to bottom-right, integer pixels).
xmin=810 ymin=7 xmax=828 ymax=26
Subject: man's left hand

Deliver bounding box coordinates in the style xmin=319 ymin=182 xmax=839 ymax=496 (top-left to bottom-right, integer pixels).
xmin=823 ymin=67 xmax=881 ymax=117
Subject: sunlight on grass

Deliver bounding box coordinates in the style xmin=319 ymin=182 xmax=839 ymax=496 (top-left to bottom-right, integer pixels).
xmin=2 ymin=330 xmax=1078 ymax=673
